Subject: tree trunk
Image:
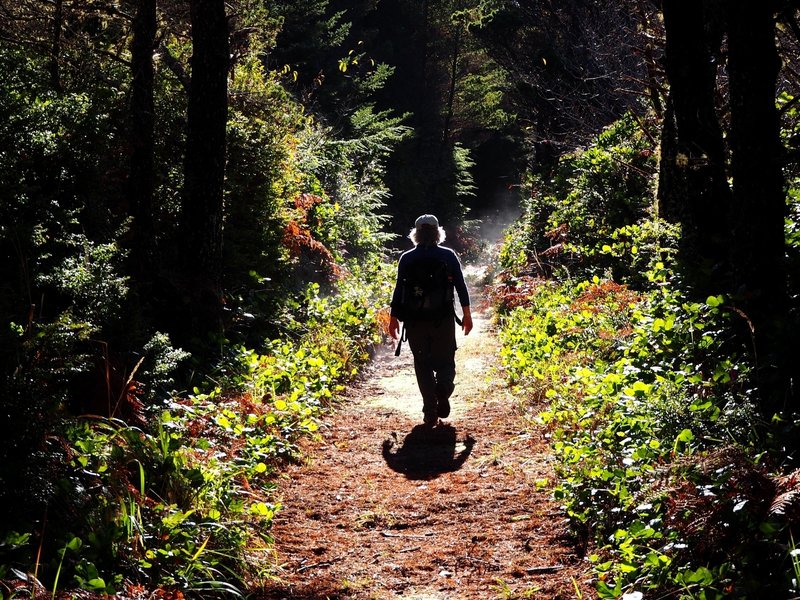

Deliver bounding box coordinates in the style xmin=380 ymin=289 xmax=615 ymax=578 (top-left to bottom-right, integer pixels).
xmin=727 ymin=2 xmax=790 ymax=410
xmin=180 ymin=0 xmax=229 ymax=350
xmin=634 ymin=0 xmax=663 ymax=118
xmin=440 ymin=23 xmax=461 ymax=148
xmin=433 ymin=19 xmax=462 ymax=194
xmin=129 ymin=0 xmax=157 ymax=275
xmin=660 ymin=0 xmax=731 ymax=296
xmin=419 ymin=0 xmax=430 ymax=122
xmin=49 ymin=0 xmax=63 ymax=92
xmin=656 ymin=98 xmax=683 ymax=220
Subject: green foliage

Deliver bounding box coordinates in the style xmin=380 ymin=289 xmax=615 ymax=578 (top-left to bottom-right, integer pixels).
xmin=224 ymin=53 xmax=306 ymax=328
xmin=270 ymin=0 xmax=351 ymax=83
xmin=496 ymin=111 xmax=800 ymax=597
xmin=220 ymin=19 xmax=409 ymax=341
xmin=496 ymin=271 xmax=793 ymax=596
xmin=354 ymin=62 xmax=396 ymax=96
xmin=0 ymin=261 xmax=393 ymax=595
xmin=301 ymin=103 xmax=412 ymax=261
xmin=39 ymin=411 xmax=265 ymax=594
xmin=453 ymin=143 xmax=478 ymax=201
xmin=455 ymin=63 xmax=515 ymax=132
xmin=501 ymin=114 xmax=668 ymax=284
xmin=38 ymin=232 xmax=129 ymax=327
xmin=0 ymin=45 xmax=134 ymax=555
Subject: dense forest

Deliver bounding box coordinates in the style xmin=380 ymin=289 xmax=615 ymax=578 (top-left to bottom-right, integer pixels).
xmin=3 ymin=0 xmax=800 ymax=597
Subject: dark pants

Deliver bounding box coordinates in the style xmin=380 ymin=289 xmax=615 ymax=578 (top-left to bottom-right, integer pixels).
xmin=405 ymin=317 xmax=457 ymax=416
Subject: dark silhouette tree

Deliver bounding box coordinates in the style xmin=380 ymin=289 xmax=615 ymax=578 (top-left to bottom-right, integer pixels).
xmin=727 ymin=1 xmax=789 ymax=410
xmin=659 ymin=1 xmax=731 ymax=294
xmin=178 ymin=0 xmax=229 ymax=351
xmin=660 ymin=0 xmax=793 ymax=410
xmin=49 ymin=0 xmax=64 ymax=92
xmin=129 ymin=0 xmax=157 ymax=276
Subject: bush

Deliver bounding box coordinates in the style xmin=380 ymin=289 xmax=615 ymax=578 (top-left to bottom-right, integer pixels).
xmin=495 ymin=112 xmax=800 ymax=598
xmin=497 ymin=272 xmax=786 ymax=596
xmin=501 ymin=113 xmax=668 ymax=284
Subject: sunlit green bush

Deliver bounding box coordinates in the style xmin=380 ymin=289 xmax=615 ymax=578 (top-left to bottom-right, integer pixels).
xmin=496 ymin=110 xmax=800 ymax=597
xmin=500 ymin=113 xmax=669 ymax=284
xmin=497 ymin=271 xmax=787 ymax=596
xmin=0 ymin=260 xmax=392 ymax=595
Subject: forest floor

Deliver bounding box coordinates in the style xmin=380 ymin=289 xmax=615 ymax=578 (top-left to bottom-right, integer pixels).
xmin=252 ymin=280 xmax=596 ymax=599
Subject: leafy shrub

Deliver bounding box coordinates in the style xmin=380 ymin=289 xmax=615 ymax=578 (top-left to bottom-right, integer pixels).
xmin=500 ymin=113 xmax=668 ymax=284
xmin=495 ymin=110 xmax=800 ymax=597
xmin=0 ymin=48 xmax=134 ymax=554
xmin=223 ymin=52 xmax=407 ymax=343
xmin=0 ymin=256 xmax=392 ymax=595
xmin=296 ymin=104 xmax=411 ymax=262
xmin=490 ymin=108 xmax=800 ymax=597
xmin=497 ymin=271 xmax=782 ymax=596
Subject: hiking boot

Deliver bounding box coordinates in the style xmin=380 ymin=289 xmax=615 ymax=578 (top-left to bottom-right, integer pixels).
xmin=437 ymin=396 xmax=451 ymax=419
xmin=423 ymin=398 xmax=438 ymax=426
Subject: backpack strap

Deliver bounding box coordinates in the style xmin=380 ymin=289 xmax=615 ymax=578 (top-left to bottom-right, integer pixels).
xmin=394 ymin=323 xmax=407 ymax=356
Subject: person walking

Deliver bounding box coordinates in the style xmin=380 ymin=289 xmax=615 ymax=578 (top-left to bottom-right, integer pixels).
xmin=389 ymin=214 xmax=473 ymax=425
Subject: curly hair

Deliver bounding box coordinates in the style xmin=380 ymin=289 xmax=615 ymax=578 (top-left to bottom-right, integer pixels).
xmin=408 ymin=224 xmax=446 ymax=246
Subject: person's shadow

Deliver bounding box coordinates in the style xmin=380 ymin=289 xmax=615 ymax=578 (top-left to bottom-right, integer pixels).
xmin=382 ymin=424 xmax=475 ymax=480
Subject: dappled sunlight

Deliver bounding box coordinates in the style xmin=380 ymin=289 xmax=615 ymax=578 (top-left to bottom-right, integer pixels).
xmin=258 ymin=300 xmax=593 ymax=599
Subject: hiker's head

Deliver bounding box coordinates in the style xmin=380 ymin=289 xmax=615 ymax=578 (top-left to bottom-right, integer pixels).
xmin=409 ymin=214 xmax=446 ymax=246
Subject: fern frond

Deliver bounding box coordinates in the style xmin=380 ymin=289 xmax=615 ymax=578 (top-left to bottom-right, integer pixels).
xmin=770 ymin=490 xmax=800 ymax=516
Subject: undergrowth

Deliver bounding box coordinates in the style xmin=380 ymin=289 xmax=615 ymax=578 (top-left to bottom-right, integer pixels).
xmin=0 ymin=265 xmax=392 ymax=598
xmin=0 ymin=31 xmax=402 ymax=597
xmin=494 ymin=114 xmax=800 ymax=598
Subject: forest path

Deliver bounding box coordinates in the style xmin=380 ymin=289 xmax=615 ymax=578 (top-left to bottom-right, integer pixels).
xmin=254 ymin=290 xmax=593 ymax=599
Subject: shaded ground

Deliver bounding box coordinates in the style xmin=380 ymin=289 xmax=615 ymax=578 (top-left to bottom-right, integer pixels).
xmin=253 ymin=305 xmax=595 ymax=599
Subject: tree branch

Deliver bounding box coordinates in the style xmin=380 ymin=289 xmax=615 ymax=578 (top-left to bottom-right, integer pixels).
xmin=156 ymin=42 xmax=190 ymax=92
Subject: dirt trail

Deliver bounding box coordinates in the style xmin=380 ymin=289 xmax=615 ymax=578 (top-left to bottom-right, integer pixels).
xmin=254 ymin=301 xmax=593 ymax=599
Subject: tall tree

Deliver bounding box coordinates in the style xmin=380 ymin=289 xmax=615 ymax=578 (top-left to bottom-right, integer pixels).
xmin=49 ymin=0 xmax=64 ymax=92
xmin=659 ymin=1 xmax=731 ymax=295
xmin=180 ymin=0 xmax=229 ymax=348
xmin=660 ymin=1 xmax=793 ymax=409
xmin=129 ymin=0 xmax=157 ymax=275
xmin=727 ymin=2 xmax=789 ymax=409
